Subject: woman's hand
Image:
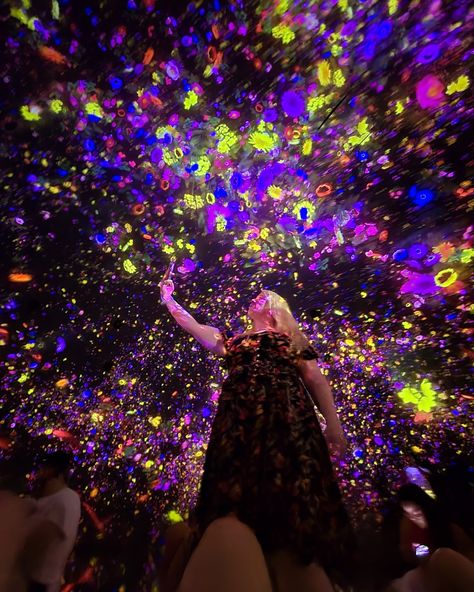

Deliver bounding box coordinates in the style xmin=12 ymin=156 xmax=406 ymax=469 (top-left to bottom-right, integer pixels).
xmin=160 ymin=279 xmax=175 ymax=303
xmin=324 ymin=421 xmax=348 ymax=458
xmin=160 ymin=258 xmax=176 ymax=303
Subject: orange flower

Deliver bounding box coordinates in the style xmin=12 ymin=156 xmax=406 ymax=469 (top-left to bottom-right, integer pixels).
xmin=9 ymin=272 xmax=32 ymax=282
xmin=433 ymin=241 xmax=455 ymax=261
xmin=38 ymin=46 xmax=68 ymax=65
xmin=142 ymin=47 xmax=154 ymax=65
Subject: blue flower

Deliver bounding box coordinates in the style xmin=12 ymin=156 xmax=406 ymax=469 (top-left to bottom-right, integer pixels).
xmin=374 ymin=20 xmax=393 ymax=40
xmin=393 ymin=249 xmax=408 ymax=262
xmin=230 ymin=172 xmax=243 ymax=189
xmin=357 ymin=150 xmax=369 ymax=162
xmin=109 ymin=77 xmax=123 ymax=90
xmin=409 ymin=185 xmax=435 ymax=207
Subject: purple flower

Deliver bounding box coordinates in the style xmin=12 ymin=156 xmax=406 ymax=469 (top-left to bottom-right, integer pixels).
xmin=409 ymin=243 xmax=429 ymax=260
xmin=400 ymin=272 xmax=438 ymax=295
xmin=416 ymin=75 xmax=445 ymax=109
xmin=150 ymin=147 xmax=163 ymax=163
xmin=281 ymin=90 xmax=306 ymax=118
xmin=263 ymin=108 xmax=278 ymax=122
xmin=423 ymin=253 xmax=441 ymax=267
xmin=416 ymin=44 xmax=440 ymax=64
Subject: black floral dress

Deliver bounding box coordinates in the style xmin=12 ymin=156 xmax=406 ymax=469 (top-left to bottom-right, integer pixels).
xmin=190 ymin=330 xmax=354 ymax=575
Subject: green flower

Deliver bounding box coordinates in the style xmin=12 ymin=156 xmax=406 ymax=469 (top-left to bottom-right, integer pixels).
xmin=398 ymin=379 xmax=438 ymax=412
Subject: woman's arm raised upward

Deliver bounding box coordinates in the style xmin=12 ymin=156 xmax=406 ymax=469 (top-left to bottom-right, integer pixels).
xmin=160 ymin=279 xmax=226 ymax=356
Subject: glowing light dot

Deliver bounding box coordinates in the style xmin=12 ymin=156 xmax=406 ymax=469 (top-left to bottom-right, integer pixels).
xmin=20 ymin=105 xmax=41 ymax=121
xmin=9 ymin=272 xmax=33 ymax=282
xmin=149 ymin=416 xmax=162 ymax=428
xmin=50 ymin=99 xmax=64 ymax=113
xmin=166 ymin=510 xmax=184 ymax=524
xmin=123 ymin=260 xmax=137 ymax=274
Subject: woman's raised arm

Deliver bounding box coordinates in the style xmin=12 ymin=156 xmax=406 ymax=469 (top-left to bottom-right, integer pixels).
xmin=160 ymin=279 xmax=226 ymax=356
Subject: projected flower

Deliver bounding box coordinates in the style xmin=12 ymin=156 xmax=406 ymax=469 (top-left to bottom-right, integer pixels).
xmin=398 ymin=380 xmax=439 ymax=412
xmin=409 ymin=185 xmax=435 ymax=207
xmin=416 ymin=75 xmax=445 ymax=109
xmin=281 ymin=90 xmax=306 ymax=118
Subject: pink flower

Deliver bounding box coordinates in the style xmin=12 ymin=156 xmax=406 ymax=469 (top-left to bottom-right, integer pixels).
xmin=416 ymin=75 xmax=445 ymax=109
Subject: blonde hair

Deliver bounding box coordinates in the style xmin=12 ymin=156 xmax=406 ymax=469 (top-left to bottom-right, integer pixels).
xmin=261 ymin=290 xmax=311 ymax=350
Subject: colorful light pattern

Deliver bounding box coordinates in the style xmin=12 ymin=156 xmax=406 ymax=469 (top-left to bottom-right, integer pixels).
xmin=1 ymin=0 xmax=473 ymax=589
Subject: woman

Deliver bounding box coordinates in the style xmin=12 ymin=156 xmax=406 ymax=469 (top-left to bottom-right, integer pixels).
xmin=159 ymin=279 xmax=354 ymax=592
xmin=386 ymin=484 xmax=474 ymax=592
xmin=398 ymin=484 xmax=474 ymax=564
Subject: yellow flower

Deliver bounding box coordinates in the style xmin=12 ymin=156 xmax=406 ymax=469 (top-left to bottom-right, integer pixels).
xmin=343 ymin=117 xmax=371 ymax=151
xmin=194 ymin=156 xmax=211 ymax=176
xmin=302 ymin=139 xmax=313 ymax=155
xmin=184 ymin=194 xmax=204 ymax=209
xmin=460 ymin=248 xmax=474 ymax=264
xmin=388 ymin=0 xmax=399 ymax=15
xmin=163 ymin=149 xmax=178 ymax=166
xmin=271 ymin=23 xmax=295 ymax=44
xmin=307 ymin=94 xmax=332 ymax=112
xmin=149 ymin=416 xmax=161 ymax=428
xmin=215 ymin=215 xmax=227 ymax=232
xmin=155 ymin=125 xmax=175 ymax=140
xmin=388 ymin=0 xmax=399 ymax=14
xmin=275 ymin=0 xmax=289 ymax=14
xmin=293 ymin=199 xmax=316 ymax=221
xmin=85 ymin=102 xmax=103 ymax=118
xmin=183 ymin=90 xmax=198 ymax=109
xmin=434 ymin=268 xmax=457 ymax=288
xmin=446 ymin=75 xmax=470 ymax=95
xmin=123 ymin=260 xmax=137 ymax=274
xmin=166 ymin=510 xmax=183 ymax=524
xmin=357 ymin=117 xmax=370 ymax=137
xmin=248 ymin=240 xmax=261 ymax=252
xmin=20 ymin=105 xmax=40 ymax=121
xmin=395 ymin=100 xmax=404 ymax=114
xmin=268 ymin=185 xmax=283 ymax=199
xmin=215 ymin=124 xmax=238 ymax=153
xmin=317 ymin=61 xmax=331 ymax=86
xmin=248 ymin=131 xmax=278 ymax=152
xmin=50 ymin=99 xmax=63 ymax=113
xmin=333 ymin=69 xmax=345 ymax=87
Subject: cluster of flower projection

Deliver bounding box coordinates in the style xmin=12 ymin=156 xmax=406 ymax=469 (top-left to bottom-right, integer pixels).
xmin=1 ymin=0 xmax=473 ymax=588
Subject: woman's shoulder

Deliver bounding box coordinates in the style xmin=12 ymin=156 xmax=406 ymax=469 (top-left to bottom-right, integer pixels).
xmin=225 ymin=329 xmax=290 ymax=344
